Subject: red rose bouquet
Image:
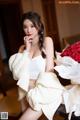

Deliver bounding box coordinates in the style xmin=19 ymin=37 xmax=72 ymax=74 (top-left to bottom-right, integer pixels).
xmin=61 ymin=41 xmax=80 ymax=63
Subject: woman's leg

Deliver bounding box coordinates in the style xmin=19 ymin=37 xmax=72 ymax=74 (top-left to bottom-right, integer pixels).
xmin=20 ymin=97 xmax=28 ymax=112
xmin=19 ymin=107 xmax=42 ymax=120
xmin=18 ymin=87 xmax=27 ymax=112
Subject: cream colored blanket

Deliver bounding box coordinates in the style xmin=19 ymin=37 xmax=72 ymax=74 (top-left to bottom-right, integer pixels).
xmin=27 ymin=72 xmax=65 ymax=120
xmin=9 ymin=51 xmax=65 ymax=120
xmin=9 ymin=50 xmax=31 ymax=92
xmin=54 ymin=54 xmax=80 ymax=119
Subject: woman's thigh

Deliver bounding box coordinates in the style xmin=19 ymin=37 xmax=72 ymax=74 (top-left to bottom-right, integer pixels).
xmin=19 ymin=107 xmax=42 ymax=120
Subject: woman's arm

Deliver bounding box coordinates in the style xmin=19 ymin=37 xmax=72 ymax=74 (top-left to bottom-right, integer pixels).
xmin=44 ymin=37 xmax=54 ymax=72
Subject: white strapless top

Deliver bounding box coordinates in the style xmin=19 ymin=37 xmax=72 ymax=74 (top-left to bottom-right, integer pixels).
xmin=29 ymin=55 xmax=46 ymax=79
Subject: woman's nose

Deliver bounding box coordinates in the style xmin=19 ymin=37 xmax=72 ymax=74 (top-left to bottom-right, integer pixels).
xmin=27 ymin=27 xmax=31 ymax=33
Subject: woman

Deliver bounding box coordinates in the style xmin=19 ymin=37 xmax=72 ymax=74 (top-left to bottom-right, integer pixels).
xmin=9 ymin=11 xmax=64 ymax=120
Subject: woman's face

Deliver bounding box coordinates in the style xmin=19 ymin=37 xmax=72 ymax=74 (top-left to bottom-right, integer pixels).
xmin=23 ymin=19 xmax=39 ymax=45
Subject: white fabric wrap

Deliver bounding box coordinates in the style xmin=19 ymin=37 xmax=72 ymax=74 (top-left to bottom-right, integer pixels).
xmin=9 ymin=50 xmax=31 ymax=92
xmin=54 ymin=55 xmax=80 ymax=84
xmin=63 ymin=85 xmax=80 ymax=120
xmin=27 ymin=72 xmax=65 ymax=120
xmin=54 ymin=55 xmax=80 ymax=119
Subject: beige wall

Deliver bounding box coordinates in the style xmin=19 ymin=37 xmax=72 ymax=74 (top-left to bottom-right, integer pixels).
xmin=55 ymin=0 xmax=80 ymax=48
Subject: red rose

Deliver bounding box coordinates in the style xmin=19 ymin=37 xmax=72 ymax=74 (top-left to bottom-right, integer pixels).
xmin=61 ymin=41 xmax=80 ymax=63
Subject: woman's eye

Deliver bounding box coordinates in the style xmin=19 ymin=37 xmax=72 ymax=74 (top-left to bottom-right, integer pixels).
xmin=23 ymin=25 xmax=27 ymax=29
xmin=31 ymin=25 xmax=34 ymax=28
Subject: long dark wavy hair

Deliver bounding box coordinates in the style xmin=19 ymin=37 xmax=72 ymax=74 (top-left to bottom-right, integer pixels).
xmin=21 ymin=11 xmax=44 ymax=51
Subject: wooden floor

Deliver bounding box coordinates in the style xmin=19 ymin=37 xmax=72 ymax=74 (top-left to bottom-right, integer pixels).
xmin=0 ymin=86 xmax=68 ymax=120
xmin=0 ymin=86 xmax=21 ymax=120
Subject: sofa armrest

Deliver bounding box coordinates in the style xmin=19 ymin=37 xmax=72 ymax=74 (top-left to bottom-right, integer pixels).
xmin=62 ymin=33 xmax=80 ymax=49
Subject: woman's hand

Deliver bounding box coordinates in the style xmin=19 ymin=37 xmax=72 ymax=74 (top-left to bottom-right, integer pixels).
xmin=24 ymin=36 xmax=32 ymax=52
xmin=29 ymin=80 xmax=36 ymax=90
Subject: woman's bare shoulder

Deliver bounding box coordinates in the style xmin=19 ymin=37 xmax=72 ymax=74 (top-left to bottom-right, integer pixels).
xmin=18 ymin=44 xmax=25 ymax=53
xmin=44 ymin=36 xmax=53 ymax=44
xmin=45 ymin=36 xmax=53 ymax=40
xmin=44 ymin=36 xmax=53 ymax=47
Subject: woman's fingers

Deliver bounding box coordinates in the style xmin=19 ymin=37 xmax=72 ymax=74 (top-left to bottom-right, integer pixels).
xmin=24 ymin=36 xmax=32 ymax=51
xmin=24 ymin=36 xmax=32 ymax=43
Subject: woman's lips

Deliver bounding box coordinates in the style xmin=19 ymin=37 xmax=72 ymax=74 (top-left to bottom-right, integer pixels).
xmin=27 ymin=34 xmax=32 ymax=36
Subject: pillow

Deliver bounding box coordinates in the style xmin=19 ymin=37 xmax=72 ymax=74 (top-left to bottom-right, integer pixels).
xmin=61 ymin=41 xmax=80 ymax=63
